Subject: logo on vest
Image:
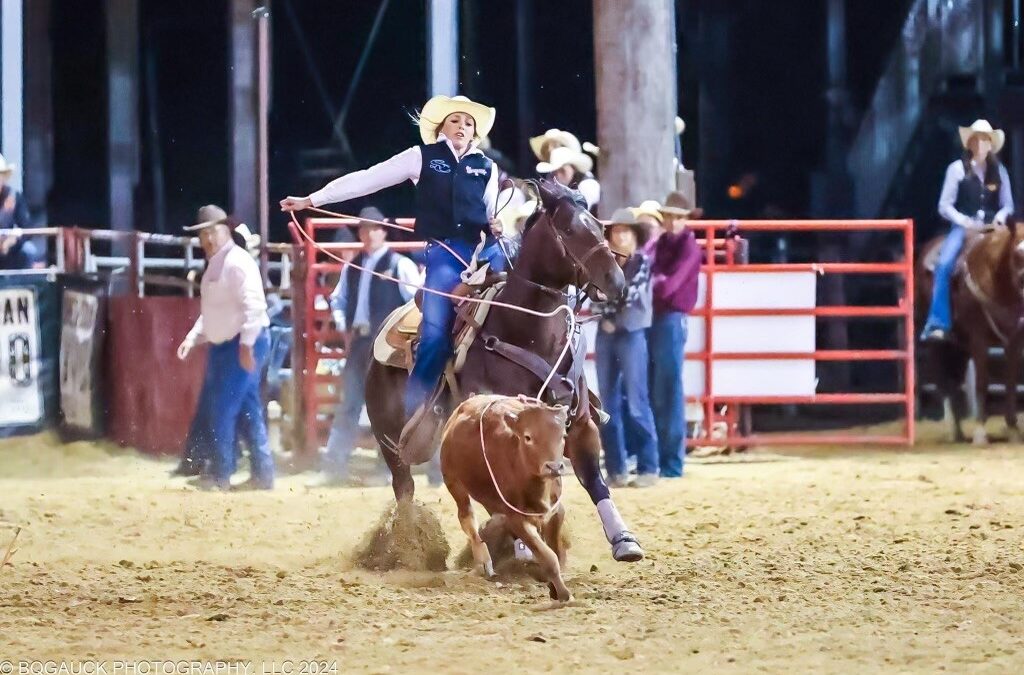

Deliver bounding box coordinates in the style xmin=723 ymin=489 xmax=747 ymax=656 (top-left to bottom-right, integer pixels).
xmin=428 ymin=159 xmax=451 ymax=174
xmin=465 ymin=166 xmax=487 ymax=177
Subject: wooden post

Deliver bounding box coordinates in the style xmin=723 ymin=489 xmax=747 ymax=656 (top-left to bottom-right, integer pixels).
xmin=593 ymin=0 xmax=676 ymax=217
xmin=1 ymin=0 xmax=24 ymax=193
xmin=229 ymin=0 xmax=258 ymax=231
xmin=23 ymin=0 xmax=52 ymax=224
xmin=106 ymin=0 xmax=140 ymax=235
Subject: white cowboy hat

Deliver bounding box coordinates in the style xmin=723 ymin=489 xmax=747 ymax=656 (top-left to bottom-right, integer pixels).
xmin=582 ymin=117 xmax=685 ymax=158
xmin=959 ymin=119 xmax=1005 ymax=154
xmin=0 ymin=153 xmax=15 ymax=174
xmin=529 ymin=129 xmax=582 ymax=161
xmin=418 ymin=95 xmax=496 ymax=145
xmin=536 ymin=146 xmax=593 ymax=175
xmin=183 ymin=204 xmax=229 ymax=232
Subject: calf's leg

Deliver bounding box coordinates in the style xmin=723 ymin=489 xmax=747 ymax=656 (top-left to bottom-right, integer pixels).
xmin=446 ymin=478 xmax=494 ymax=578
xmin=543 ymin=502 xmax=568 ymax=568
xmin=510 ymin=519 xmax=571 ymax=602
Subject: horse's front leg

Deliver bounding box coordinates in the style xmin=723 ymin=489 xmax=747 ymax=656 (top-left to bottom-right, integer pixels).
xmin=1005 ymin=332 xmax=1023 ymax=443
xmin=565 ymin=418 xmax=644 ymax=562
xmin=971 ymin=337 xmax=991 ymax=446
xmin=365 ymin=361 xmax=416 ymax=501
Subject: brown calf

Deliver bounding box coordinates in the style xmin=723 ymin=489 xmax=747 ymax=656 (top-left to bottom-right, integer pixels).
xmin=439 ymin=394 xmax=572 ymax=601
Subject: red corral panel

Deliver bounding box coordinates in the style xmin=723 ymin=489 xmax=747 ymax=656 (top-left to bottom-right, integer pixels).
xmin=105 ymin=296 xmax=204 ymax=455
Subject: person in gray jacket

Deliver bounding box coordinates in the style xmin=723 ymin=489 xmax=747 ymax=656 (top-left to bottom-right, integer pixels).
xmin=594 ymin=208 xmax=659 ymax=488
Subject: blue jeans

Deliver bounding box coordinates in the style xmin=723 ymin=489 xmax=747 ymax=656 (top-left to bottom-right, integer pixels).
xmin=324 ymin=335 xmax=373 ymax=478
xmin=923 ymin=225 xmax=966 ymax=333
xmin=203 ymin=330 xmax=275 ymax=485
xmin=595 ymin=329 xmax=659 ymax=477
xmin=404 ymin=237 xmax=507 ymax=418
xmin=649 ymin=312 xmax=687 ymax=476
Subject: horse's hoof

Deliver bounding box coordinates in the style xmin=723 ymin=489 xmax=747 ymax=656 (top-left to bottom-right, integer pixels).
xmin=972 ymin=427 xmax=989 ymax=446
xmin=611 ymin=531 xmax=644 ymax=562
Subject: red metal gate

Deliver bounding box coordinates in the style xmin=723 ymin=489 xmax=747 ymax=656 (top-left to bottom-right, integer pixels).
xmin=289 ymin=217 xmax=915 ymax=459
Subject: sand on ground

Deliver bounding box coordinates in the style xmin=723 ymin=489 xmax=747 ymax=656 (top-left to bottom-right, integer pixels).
xmin=1 ymin=427 xmax=1023 ymax=673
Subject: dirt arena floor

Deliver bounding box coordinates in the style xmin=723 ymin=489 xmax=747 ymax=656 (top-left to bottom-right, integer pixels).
xmin=2 ymin=426 xmax=1024 ymax=673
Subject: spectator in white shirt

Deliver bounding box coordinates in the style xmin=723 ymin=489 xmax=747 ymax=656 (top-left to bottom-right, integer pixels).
xmin=176 ymin=205 xmax=275 ymax=491
xmin=308 ymin=212 xmax=421 ymax=487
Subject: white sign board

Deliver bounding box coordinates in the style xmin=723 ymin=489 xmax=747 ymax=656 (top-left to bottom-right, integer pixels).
xmin=60 ymin=290 xmax=100 ymax=430
xmin=583 ymin=270 xmax=818 ymax=407
xmin=0 ymin=288 xmax=42 ymax=426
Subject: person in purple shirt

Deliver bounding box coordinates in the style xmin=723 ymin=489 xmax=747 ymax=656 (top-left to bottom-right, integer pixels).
xmin=650 ymin=191 xmax=702 ymax=476
xmin=921 ymin=120 xmax=1014 ymax=342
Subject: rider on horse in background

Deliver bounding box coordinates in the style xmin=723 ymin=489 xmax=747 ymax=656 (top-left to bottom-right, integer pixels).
xmin=280 ymin=95 xmax=507 ymax=426
xmin=921 ymin=119 xmax=1015 ymax=343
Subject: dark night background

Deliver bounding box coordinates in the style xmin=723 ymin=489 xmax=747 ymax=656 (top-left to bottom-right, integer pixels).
xmin=48 ymin=0 xmax=917 ymax=239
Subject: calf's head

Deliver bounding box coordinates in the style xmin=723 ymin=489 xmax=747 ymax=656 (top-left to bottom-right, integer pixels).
xmin=498 ymin=400 xmax=569 ymax=479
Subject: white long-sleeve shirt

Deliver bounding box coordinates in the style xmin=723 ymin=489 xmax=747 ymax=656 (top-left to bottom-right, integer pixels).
xmin=938 ymin=159 xmax=1014 ymax=228
xmin=308 ymin=135 xmax=499 ymax=219
xmin=186 ymin=241 xmax=269 ymax=346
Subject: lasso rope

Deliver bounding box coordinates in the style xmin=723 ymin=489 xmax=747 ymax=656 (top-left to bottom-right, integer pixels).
xmin=288 ymin=210 xmax=576 ymax=400
xmin=478 ymin=398 xmax=563 ymax=518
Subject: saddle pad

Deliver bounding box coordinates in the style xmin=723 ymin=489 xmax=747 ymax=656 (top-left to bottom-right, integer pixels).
xmin=371 ymin=283 xmax=504 ymax=373
xmin=373 ymin=300 xmax=420 ymax=370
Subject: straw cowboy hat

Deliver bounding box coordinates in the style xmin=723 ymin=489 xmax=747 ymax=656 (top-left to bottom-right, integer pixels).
xmin=659 ymin=190 xmax=701 ymax=218
xmin=418 ymin=95 xmax=496 ymax=145
xmin=583 ymin=117 xmax=687 ymax=157
xmin=184 ymin=204 xmax=230 ymax=232
xmin=0 ymin=153 xmax=15 ymax=174
xmin=631 ymin=200 xmax=664 ymax=224
xmin=959 ymin=119 xmax=1005 ymax=154
xmin=529 ymin=129 xmax=582 ymax=162
xmin=606 ymin=207 xmax=653 ymax=247
xmin=536 ymin=146 xmax=593 ymax=175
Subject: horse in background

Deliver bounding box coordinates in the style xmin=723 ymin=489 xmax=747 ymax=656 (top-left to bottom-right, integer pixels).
xmin=916 ymin=221 xmax=1024 ymax=444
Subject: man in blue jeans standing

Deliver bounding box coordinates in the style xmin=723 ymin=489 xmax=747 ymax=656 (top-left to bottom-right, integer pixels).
xmin=177 ymin=205 xmax=275 ymax=491
xmin=595 ymin=209 xmax=659 ymax=488
xmin=308 ymin=212 xmax=421 ymax=487
xmin=651 ymin=192 xmax=702 ymax=476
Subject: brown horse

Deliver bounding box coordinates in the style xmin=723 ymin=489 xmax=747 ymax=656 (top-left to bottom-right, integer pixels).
xmin=916 ymin=222 xmax=1024 ymax=444
xmin=364 ymin=179 xmax=646 ymax=561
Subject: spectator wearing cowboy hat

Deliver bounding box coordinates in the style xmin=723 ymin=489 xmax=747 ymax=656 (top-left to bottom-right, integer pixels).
xmin=921 ymin=119 xmax=1015 ymax=342
xmin=536 ymin=146 xmax=601 ymax=211
xmin=632 ymin=200 xmax=665 ymax=255
xmin=0 ymin=154 xmax=40 ymax=270
xmin=593 ymin=208 xmax=659 ymax=488
xmin=280 ymin=95 xmax=507 ymax=432
xmin=529 ymin=128 xmax=583 ymax=163
xmin=307 ymin=208 xmax=422 ymax=487
xmin=176 ymin=205 xmax=275 ymax=490
xmin=648 ymin=191 xmax=703 ymax=477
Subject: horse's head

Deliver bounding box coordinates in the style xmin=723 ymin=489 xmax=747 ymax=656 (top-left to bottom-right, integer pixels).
xmin=518 ymin=179 xmax=625 ymax=302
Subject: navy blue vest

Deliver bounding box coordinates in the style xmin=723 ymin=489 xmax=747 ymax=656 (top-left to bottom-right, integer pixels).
xmin=415 ymin=141 xmax=492 ymax=242
xmin=344 ymin=250 xmax=407 ymax=333
xmin=954 ymin=159 xmax=1002 ymax=224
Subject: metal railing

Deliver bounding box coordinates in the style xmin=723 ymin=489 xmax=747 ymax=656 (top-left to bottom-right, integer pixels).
xmin=1 ymin=227 xmax=294 ymax=296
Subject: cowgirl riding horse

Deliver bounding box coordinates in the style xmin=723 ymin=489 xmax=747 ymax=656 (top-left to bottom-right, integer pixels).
xmin=921 ymin=119 xmax=1015 ymax=342
xmin=282 ymin=95 xmax=644 ymax=562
